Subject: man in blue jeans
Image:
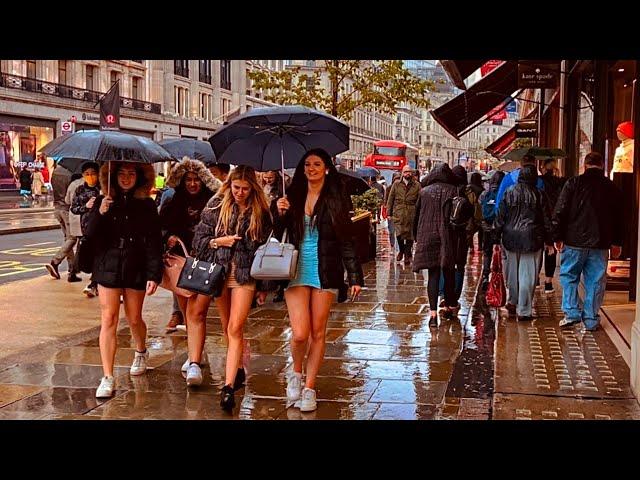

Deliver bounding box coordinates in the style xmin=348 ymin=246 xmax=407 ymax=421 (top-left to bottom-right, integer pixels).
xmin=552 ymin=152 xmax=623 ymax=331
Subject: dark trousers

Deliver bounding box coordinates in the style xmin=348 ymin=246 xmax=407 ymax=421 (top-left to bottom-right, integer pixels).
xmin=397 ymin=237 xmax=414 ymax=258
xmin=482 ymin=230 xmax=498 ymax=280
xmin=429 ymin=266 xmax=455 ymax=311
xmin=544 ymin=249 xmax=557 ymax=278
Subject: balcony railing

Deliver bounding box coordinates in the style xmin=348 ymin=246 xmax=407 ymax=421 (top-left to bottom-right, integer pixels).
xmin=0 ymin=72 xmax=161 ymax=114
xmin=174 ymin=66 xmax=189 ymax=78
xmin=199 ymin=73 xmax=211 ymax=84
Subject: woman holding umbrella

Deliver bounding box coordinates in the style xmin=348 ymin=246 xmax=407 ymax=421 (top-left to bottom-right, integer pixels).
xmin=275 ymin=148 xmax=364 ymax=412
xmin=158 ymin=158 xmax=221 ymax=386
xmin=192 ymin=165 xmax=276 ymax=411
xmin=85 ymin=161 xmax=163 ymax=399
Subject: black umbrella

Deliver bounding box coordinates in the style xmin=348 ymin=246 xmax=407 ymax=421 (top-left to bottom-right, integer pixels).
xmin=40 ymin=130 xmax=173 ymax=195
xmin=336 ymin=165 xmax=371 ymax=196
xmin=158 ymin=138 xmax=216 ymax=165
xmin=208 ymin=105 xmax=350 ymax=193
xmin=56 ymin=158 xmax=90 ymax=175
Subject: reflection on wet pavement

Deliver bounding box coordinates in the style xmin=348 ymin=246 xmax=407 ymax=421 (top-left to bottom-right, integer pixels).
xmin=1 ymin=228 xmax=638 ymax=420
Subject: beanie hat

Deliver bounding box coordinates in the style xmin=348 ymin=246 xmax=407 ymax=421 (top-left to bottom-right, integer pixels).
xmin=617 ymin=121 xmax=634 ymax=139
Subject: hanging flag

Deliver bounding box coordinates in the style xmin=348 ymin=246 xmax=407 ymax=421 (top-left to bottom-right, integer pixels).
xmin=99 ymin=81 xmax=120 ymax=131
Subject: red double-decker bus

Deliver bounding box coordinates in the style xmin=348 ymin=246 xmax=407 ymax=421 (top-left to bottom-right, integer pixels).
xmin=363 ymin=140 xmax=419 ymax=184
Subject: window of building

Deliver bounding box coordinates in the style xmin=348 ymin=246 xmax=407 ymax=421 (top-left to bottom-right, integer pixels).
xmin=175 ymin=86 xmax=189 ymax=117
xmin=199 ymin=60 xmax=211 ymax=84
xmin=110 ymin=70 xmax=120 ymax=88
xmin=174 ymin=60 xmax=189 ymax=78
xmin=200 ymin=92 xmax=212 ymax=121
xmin=58 ymin=60 xmax=67 ymax=85
xmin=85 ymin=65 xmax=95 ymax=91
xmin=132 ymin=77 xmax=141 ymax=100
xmin=26 ymin=60 xmax=36 ymax=79
xmin=220 ymin=60 xmax=231 ymax=90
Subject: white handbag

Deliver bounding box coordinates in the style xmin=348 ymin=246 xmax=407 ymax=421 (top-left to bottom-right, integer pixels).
xmin=250 ymin=229 xmax=298 ymax=280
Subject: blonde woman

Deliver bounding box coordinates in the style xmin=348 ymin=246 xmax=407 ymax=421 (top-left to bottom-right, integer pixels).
xmin=192 ymin=165 xmax=276 ymax=411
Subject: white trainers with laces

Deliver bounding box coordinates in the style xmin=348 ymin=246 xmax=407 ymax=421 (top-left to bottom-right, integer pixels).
xmin=130 ymin=350 xmax=149 ymax=376
xmin=186 ymin=363 xmax=203 ymax=386
xmin=286 ymin=371 xmax=302 ymax=405
xmin=181 ymin=354 xmax=207 ymax=373
xmin=96 ymin=376 xmax=115 ymax=398
xmin=299 ymin=387 xmax=317 ymax=412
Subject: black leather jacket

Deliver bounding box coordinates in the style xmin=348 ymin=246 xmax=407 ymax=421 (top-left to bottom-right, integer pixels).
xmin=552 ymin=167 xmax=624 ymax=249
xmin=495 ymin=165 xmax=552 ymax=253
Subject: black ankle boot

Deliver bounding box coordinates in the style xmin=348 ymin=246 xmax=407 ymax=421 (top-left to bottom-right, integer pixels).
xmin=233 ymin=368 xmax=246 ymax=391
xmin=220 ymin=385 xmax=235 ymax=411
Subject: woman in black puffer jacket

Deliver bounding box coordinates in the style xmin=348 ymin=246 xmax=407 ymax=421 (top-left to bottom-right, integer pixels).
xmin=84 ymin=161 xmax=163 ymax=399
xmin=494 ymin=164 xmax=553 ymax=321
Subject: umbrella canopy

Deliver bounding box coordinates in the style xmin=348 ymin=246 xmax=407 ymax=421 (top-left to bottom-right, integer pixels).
xmin=497 ymin=161 xmax=519 ymax=172
xmin=336 ymin=165 xmax=371 ymax=196
xmin=158 ymin=138 xmax=216 ymax=165
xmin=40 ymin=130 xmax=174 ymax=164
xmin=503 ymin=147 xmax=566 ymax=162
xmin=356 ymin=166 xmax=380 ymax=178
xmin=208 ymin=105 xmax=350 ymax=172
xmin=56 ymin=158 xmax=92 ymax=175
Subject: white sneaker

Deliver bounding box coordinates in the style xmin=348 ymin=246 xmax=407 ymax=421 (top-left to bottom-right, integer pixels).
xmin=83 ymin=284 xmax=95 ymax=298
xmin=96 ymin=376 xmax=115 ymax=398
xmin=130 ymin=350 xmax=149 ymax=376
xmin=181 ymin=354 xmax=207 ymax=373
xmin=286 ymin=371 xmax=302 ymax=405
xmin=186 ymin=363 xmax=203 ymax=387
xmin=299 ymin=387 xmax=317 ymax=412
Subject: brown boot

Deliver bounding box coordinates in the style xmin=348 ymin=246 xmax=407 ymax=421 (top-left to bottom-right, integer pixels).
xmin=166 ymin=311 xmax=184 ymax=332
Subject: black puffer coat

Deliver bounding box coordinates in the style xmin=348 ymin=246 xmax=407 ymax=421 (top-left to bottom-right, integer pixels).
xmin=273 ymin=195 xmax=364 ymax=302
xmin=71 ymin=183 xmax=101 ymax=235
xmin=192 ymin=196 xmax=276 ymax=293
xmin=84 ymin=162 xmax=163 ymax=290
xmin=494 ymin=164 xmax=552 ymax=253
xmin=412 ymin=163 xmax=459 ymax=271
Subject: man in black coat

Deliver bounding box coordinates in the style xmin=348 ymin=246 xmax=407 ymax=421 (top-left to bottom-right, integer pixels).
xmin=552 ymin=152 xmax=623 ymax=331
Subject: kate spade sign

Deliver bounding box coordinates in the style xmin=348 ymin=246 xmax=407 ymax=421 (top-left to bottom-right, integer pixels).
xmin=518 ymin=62 xmax=559 ymax=89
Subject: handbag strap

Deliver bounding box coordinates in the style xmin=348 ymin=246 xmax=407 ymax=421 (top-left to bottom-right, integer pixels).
xmin=176 ymin=238 xmax=189 ymax=257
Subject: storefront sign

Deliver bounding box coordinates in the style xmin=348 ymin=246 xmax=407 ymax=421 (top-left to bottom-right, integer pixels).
xmin=81 ymin=112 xmax=100 ymax=122
xmin=481 ymin=60 xmax=504 ymax=77
xmin=516 ymin=119 xmax=537 ymax=138
xmin=518 ymin=62 xmax=559 ymax=89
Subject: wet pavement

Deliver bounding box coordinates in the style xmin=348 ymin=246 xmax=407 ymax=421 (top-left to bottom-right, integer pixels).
xmin=0 ymin=225 xmax=638 ymax=419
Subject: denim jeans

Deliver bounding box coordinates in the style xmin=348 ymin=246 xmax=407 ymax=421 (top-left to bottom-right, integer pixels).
xmin=559 ymin=246 xmax=608 ymax=329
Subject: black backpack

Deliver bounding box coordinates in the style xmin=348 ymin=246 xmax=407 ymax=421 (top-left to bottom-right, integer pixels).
xmin=443 ymin=193 xmax=474 ymax=229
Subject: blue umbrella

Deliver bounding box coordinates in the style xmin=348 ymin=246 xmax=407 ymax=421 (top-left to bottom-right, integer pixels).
xmin=208 ymin=105 xmax=350 ymax=193
xmin=356 ymin=166 xmax=380 ymax=178
xmin=159 ymin=138 xmax=216 ymax=165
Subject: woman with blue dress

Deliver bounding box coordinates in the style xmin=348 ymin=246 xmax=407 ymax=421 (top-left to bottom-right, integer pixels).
xmin=275 ymin=148 xmax=364 ymax=412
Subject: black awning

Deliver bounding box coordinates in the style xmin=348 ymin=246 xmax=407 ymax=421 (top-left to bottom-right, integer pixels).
xmin=440 ymin=60 xmax=487 ymax=90
xmin=485 ymin=126 xmax=517 ymax=157
xmin=431 ymin=61 xmax=519 ymax=140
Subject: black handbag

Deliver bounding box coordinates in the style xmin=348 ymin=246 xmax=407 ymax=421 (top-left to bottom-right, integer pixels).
xmin=177 ymin=214 xmax=227 ymax=297
xmin=177 ymin=257 xmax=226 ymax=297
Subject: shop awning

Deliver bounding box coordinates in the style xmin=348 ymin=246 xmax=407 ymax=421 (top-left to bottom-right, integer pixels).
xmin=485 ymin=107 xmax=539 ymax=158
xmin=431 ymin=61 xmax=520 ymax=140
xmin=485 ymin=126 xmax=517 ymax=157
xmin=440 ymin=60 xmax=487 ymax=90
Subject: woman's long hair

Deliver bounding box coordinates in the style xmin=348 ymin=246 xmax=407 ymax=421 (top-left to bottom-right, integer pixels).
xmin=213 ymin=165 xmax=270 ymax=242
xmin=286 ymin=148 xmax=350 ymax=242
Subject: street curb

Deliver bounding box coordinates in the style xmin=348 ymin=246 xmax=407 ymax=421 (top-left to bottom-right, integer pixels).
xmin=0 ymin=207 xmax=55 ymax=215
xmin=0 ymin=224 xmax=60 ymax=236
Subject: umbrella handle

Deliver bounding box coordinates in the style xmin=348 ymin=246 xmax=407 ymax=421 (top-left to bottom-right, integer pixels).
xmin=280 ymin=138 xmax=286 ymax=195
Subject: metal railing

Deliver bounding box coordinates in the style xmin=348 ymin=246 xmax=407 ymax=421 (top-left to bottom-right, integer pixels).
xmin=0 ymin=72 xmax=161 ymax=114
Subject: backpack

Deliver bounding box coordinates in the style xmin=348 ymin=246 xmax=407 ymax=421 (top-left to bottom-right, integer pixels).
xmin=481 ymin=190 xmax=498 ymax=223
xmin=443 ymin=192 xmax=474 ymax=229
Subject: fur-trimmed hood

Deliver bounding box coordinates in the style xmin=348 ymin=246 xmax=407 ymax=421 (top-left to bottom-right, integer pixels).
xmin=167 ymin=157 xmax=221 ymax=194
xmin=99 ymin=161 xmax=156 ymax=199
